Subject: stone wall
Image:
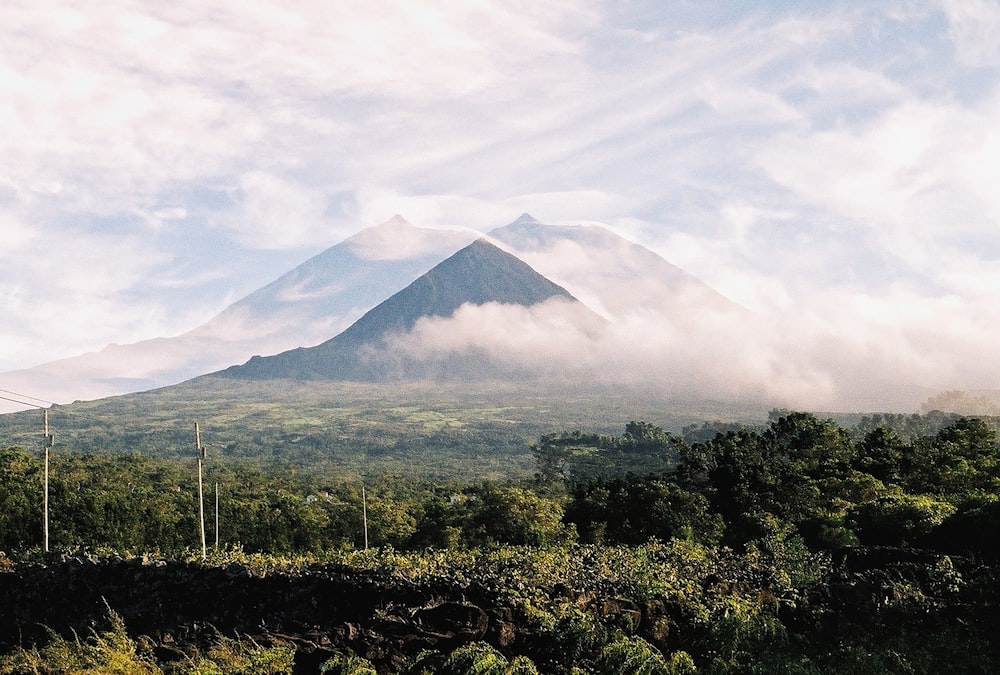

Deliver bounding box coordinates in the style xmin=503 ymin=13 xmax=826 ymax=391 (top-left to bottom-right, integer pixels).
xmin=0 ymin=556 xmax=506 ymax=671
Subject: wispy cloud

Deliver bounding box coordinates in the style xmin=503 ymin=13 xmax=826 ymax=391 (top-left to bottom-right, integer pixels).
xmin=941 ymin=0 xmax=1000 ymax=66
xmin=1 ymin=1 xmax=999 ymax=413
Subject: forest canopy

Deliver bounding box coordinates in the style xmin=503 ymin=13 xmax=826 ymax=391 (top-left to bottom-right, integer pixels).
xmin=0 ymin=410 xmax=997 ymax=557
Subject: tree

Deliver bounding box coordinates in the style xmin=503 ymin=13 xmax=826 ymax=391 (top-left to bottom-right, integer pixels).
xmin=764 ymin=412 xmax=855 ymax=480
xmin=533 ymin=424 xmax=680 ymax=482
xmin=890 ymin=417 xmax=1000 ymax=496
xmin=463 ymin=485 xmax=570 ymax=546
xmin=565 ymin=477 xmax=723 ymax=545
xmin=928 ymin=497 xmax=1000 ymax=559
xmin=849 ymin=494 xmax=956 ymax=547
xmin=0 ymin=446 xmax=42 ymax=549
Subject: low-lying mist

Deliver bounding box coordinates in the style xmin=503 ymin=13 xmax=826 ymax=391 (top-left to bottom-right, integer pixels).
xmin=386 ymin=296 xmax=999 ymax=414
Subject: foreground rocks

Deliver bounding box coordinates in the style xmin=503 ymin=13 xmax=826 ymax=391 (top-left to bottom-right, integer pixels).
xmin=0 ymin=555 xmax=677 ymax=672
xmin=0 ymin=556 xmax=501 ymax=672
xmin=0 ymin=547 xmax=998 ymax=673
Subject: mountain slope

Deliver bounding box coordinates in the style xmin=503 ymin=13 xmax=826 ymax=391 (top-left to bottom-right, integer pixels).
xmin=0 ymin=217 xmax=475 ymax=411
xmin=219 ymin=238 xmax=593 ymax=381
xmin=490 ymin=213 xmax=741 ymax=320
xmin=187 ymin=215 xmax=477 ymax=351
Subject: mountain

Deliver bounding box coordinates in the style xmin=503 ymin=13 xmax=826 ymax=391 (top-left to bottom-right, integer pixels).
xmin=0 ymin=213 xmax=744 ymax=414
xmin=490 ymin=213 xmax=741 ymax=320
xmin=218 ymin=238 xmax=599 ymax=381
xmin=0 ymin=216 xmax=476 ymax=412
xmin=189 ymin=215 xmax=477 ymax=351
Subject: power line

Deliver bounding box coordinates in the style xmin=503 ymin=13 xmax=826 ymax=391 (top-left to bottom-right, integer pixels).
xmin=0 ymin=388 xmax=54 ymax=409
xmin=0 ymin=394 xmax=48 ymax=409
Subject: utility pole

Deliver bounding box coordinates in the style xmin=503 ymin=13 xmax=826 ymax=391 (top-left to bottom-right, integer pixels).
xmin=43 ymin=409 xmax=53 ymax=553
xmin=196 ymin=423 xmax=206 ymax=560
xmin=362 ymin=483 xmax=369 ymax=551
xmin=214 ymin=481 xmax=220 ymax=550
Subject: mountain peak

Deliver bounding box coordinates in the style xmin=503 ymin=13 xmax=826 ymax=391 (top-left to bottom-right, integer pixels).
xmin=341 ymin=237 xmax=576 ymax=337
xmin=381 ymin=214 xmax=412 ymax=228
xmin=220 ymin=238 xmax=582 ymax=381
xmin=513 ymin=212 xmax=539 ymax=225
xmin=346 ymin=216 xmax=474 ymax=262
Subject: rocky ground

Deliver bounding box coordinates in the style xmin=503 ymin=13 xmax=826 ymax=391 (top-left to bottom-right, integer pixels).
xmin=0 ymin=548 xmax=997 ymax=673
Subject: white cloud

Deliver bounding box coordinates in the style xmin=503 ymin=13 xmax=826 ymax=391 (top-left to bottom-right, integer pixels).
xmin=378 ymin=281 xmax=1000 ymax=413
xmin=0 ymin=222 xmax=180 ymax=368
xmin=941 ymin=0 xmax=1000 ymax=66
xmin=231 ymin=171 xmax=330 ymax=249
xmin=345 ymin=188 xmax=637 ymax=238
xmin=753 ymin=90 xmax=1000 ymax=299
xmin=346 ymin=189 xmax=506 ymax=234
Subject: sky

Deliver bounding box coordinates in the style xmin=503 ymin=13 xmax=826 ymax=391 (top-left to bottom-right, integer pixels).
xmin=3 ymin=1 xmax=1000 ymax=411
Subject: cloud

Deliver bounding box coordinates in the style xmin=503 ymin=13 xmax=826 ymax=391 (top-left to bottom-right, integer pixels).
xmin=381 ymin=299 xmax=826 ymax=407
xmin=345 ymin=188 xmax=637 ymax=238
xmin=2 ymin=0 xmax=1000 ymax=413
xmin=346 ymin=189 xmax=508 ymax=234
xmin=750 ymin=91 xmax=1000 ymax=305
xmin=380 ymin=285 xmax=1000 ymax=413
xmin=0 ymin=222 xmax=181 ymax=368
xmin=230 ymin=171 xmax=330 ymax=249
xmin=2 ymin=3 xmax=605 ymax=233
xmin=940 ymin=0 xmax=1000 ymax=66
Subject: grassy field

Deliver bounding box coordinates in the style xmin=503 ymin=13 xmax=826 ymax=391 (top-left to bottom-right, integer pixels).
xmin=0 ymin=377 xmax=768 ymax=480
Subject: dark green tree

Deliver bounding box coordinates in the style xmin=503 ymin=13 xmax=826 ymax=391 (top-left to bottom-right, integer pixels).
xmin=0 ymin=446 xmax=42 ymax=549
xmin=463 ymin=485 xmax=570 ymax=546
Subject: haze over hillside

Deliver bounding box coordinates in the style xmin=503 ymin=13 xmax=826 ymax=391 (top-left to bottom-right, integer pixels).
xmin=219 ymin=238 xmax=603 ymax=381
xmin=4 ymin=4 xmax=999 ymax=422
xmin=490 ymin=214 xmax=739 ymax=321
xmin=0 ymin=217 xmax=477 ymax=411
xmin=3 ymin=214 xmax=747 ymax=412
xmin=1 ymin=213 xmax=985 ymax=415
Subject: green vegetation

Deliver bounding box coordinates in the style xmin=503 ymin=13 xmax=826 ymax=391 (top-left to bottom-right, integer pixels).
xmin=1 ymin=408 xmax=999 ymax=672
xmin=0 ymin=606 xmax=297 ymax=674
xmin=0 ymin=378 xmax=766 ymax=480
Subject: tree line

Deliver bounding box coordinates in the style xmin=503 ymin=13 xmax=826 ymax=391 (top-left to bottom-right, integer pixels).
xmin=543 ymin=411 xmax=1000 ymax=557
xmin=0 ymin=410 xmax=997 ymax=559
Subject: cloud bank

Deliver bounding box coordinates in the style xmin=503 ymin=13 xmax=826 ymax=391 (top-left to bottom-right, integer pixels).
xmin=385 ymin=290 xmax=1000 ymax=413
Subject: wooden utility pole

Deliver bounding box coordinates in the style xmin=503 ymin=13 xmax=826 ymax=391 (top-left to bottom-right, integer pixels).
xmin=362 ymin=483 xmax=369 ymax=551
xmin=43 ymin=409 xmax=52 ymax=553
xmin=196 ymin=423 xmax=206 ymax=560
xmin=214 ymin=481 xmax=220 ymax=550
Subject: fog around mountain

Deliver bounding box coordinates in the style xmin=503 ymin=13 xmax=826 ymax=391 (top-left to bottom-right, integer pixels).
xmin=218 ymin=238 xmax=595 ymax=381
xmin=1 ymin=213 xmax=989 ymax=415
xmin=0 ymin=217 xmax=477 ymax=411
xmin=4 ymin=4 xmax=1000 ymax=419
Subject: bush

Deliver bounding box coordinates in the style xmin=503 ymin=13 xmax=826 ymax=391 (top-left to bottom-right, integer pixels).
xmin=598 ymin=636 xmax=696 ymax=675
xmin=850 ymin=494 xmax=956 ymax=546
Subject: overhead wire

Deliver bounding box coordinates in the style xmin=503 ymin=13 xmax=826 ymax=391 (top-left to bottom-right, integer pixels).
xmin=0 ymin=394 xmax=46 ymax=409
xmin=0 ymin=388 xmax=54 ymax=409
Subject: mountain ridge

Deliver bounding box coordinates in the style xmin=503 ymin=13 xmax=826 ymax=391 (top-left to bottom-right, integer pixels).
xmin=489 ymin=214 xmax=741 ymax=320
